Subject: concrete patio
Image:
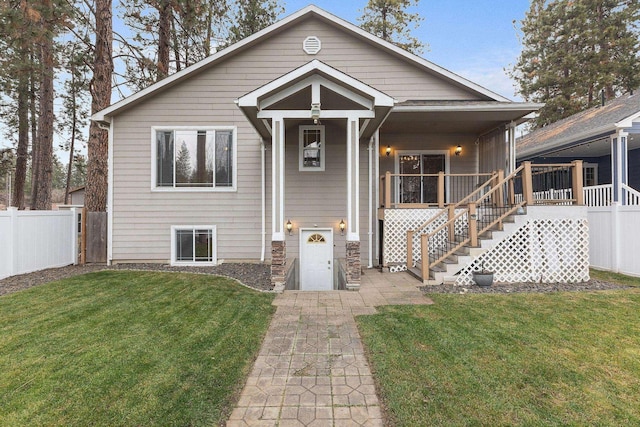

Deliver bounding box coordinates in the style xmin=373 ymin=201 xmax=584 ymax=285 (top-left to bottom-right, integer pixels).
xmin=228 ymin=270 xmax=432 ymax=426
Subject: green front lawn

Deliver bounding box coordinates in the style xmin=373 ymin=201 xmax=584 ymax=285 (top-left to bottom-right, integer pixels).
xmin=357 ymin=288 xmax=640 ymax=426
xmin=0 ymin=271 xmax=275 ymax=426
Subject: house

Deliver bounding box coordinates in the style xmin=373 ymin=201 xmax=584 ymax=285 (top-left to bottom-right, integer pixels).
xmin=92 ymin=5 xmax=588 ymax=290
xmin=68 ymin=186 xmax=86 ymax=206
xmin=517 ymin=92 xmax=640 ymax=206
xmin=516 ymin=92 xmax=640 ymax=278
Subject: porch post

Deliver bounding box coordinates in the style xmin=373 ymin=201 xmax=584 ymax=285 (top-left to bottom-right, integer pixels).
xmin=346 ymin=114 xmax=361 ymax=289
xmin=507 ymin=121 xmax=516 ymax=175
xmin=271 ymin=116 xmax=286 ymax=286
xmin=611 ymin=130 xmax=629 ymax=205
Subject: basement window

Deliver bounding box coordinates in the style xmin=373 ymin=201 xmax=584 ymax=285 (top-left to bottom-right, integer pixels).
xmin=171 ymin=226 xmax=217 ymax=266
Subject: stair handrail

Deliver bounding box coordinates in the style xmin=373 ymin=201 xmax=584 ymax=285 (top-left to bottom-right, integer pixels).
xmin=413 ymin=165 xmax=527 ymax=279
xmin=411 ymin=170 xmax=500 ymax=236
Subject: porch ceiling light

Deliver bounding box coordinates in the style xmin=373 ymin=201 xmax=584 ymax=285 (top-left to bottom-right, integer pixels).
xmin=311 ymin=102 xmax=321 ymax=124
xmin=286 ymin=219 xmax=293 ymax=236
xmin=386 ymin=145 xmax=391 ymax=156
xmin=455 ymin=144 xmax=462 ymax=156
xmin=339 ymin=219 xmax=346 ymax=235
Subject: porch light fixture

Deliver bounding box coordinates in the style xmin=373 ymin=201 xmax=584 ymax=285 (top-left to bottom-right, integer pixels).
xmin=455 ymin=145 xmax=462 ymax=156
xmin=339 ymin=219 xmax=346 ymax=235
xmin=286 ymin=219 xmax=293 ymax=236
xmin=386 ymin=145 xmax=391 ymax=156
xmin=311 ymin=102 xmax=321 ymax=124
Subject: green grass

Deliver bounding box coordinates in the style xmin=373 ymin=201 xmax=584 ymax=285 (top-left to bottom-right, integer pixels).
xmin=590 ymin=268 xmax=640 ymax=287
xmin=0 ymin=271 xmax=275 ymax=426
xmin=357 ymin=288 xmax=640 ymax=426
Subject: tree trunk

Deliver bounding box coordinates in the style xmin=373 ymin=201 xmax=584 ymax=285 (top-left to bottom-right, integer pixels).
xmin=33 ymin=6 xmax=54 ymax=211
xmin=12 ymin=72 xmax=29 ymax=210
xmin=29 ymin=50 xmax=39 ymax=209
xmin=64 ymin=78 xmax=77 ymax=205
xmin=86 ymin=0 xmax=112 ymax=213
xmin=157 ymin=0 xmax=171 ymax=81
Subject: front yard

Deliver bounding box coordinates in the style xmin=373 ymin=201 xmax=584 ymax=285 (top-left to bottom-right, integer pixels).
xmin=0 ymin=271 xmax=275 ymax=426
xmin=357 ymin=273 xmax=640 ymax=426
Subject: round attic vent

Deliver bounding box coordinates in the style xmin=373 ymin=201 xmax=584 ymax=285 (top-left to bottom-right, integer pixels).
xmin=303 ymin=36 xmax=322 ymax=55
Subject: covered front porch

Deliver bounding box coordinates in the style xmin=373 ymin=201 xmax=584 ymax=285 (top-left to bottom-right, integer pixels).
xmin=237 ymin=60 xmax=544 ymax=290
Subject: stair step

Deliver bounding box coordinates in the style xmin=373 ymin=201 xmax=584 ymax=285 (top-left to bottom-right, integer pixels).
xmin=407 ymin=267 xmax=423 ymax=281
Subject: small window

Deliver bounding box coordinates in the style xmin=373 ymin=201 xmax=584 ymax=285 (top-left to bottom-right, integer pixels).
xmin=307 ymin=233 xmax=326 ymax=243
xmin=299 ymin=125 xmax=325 ymax=171
xmin=584 ymin=164 xmax=598 ymax=187
xmin=171 ymin=226 xmax=217 ymax=266
xmin=154 ymin=128 xmax=235 ymax=190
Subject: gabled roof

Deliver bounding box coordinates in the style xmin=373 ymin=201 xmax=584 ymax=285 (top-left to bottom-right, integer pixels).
xmin=93 ymin=5 xmax=511 ymax=123
xmin=236 ymin=59 xmax=395 ymax=139
xmin=517 ymin=92 xmax=640 ymax=158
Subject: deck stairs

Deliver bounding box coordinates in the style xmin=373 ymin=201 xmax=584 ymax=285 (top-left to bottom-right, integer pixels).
xmin=407 ymin=207 xmax=528 ymax=284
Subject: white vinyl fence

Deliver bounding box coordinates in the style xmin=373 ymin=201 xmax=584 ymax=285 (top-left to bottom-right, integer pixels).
xmin=588 ymin=204 xmax=640 ymax=277
xmin=0 ymin=207 xmax=78 ymax=280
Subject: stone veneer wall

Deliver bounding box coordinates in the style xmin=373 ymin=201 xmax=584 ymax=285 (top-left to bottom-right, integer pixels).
xmin=346 ymin=241 xmax=361 ymax=289
xmin=271 ymin=241 xmax=286 ymax=286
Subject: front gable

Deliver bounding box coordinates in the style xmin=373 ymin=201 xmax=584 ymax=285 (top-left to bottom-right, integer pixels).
xmin=94 ymin=6 xmax=507 ymax=123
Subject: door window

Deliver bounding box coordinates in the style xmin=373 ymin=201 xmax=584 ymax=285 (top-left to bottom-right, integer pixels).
xmin=399 ymin=154 xmax=445 ymax=203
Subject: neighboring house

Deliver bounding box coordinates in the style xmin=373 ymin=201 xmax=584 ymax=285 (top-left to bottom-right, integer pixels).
xmin=69 ymin=186 xmax=85 ymax=206
xmin=517 ymin=92 xmax=640 ymax=206
xmin=93 ymin=5 xmax=589 ymax=290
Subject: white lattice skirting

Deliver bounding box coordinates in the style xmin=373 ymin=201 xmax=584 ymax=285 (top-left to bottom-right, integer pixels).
xmin=383 ymin=208 xmax=467 ymax=266
xmin=455 ymin=218 xmax=590 ymax=286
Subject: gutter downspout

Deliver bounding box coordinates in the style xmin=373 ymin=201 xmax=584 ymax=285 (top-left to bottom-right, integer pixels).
xmin=374 ymin=130 xmax=380 ymax=266
xmin=260 ymin=139 xmax=266 ymax=262
xmin=367 ymin=138 xmax=373 ymax=268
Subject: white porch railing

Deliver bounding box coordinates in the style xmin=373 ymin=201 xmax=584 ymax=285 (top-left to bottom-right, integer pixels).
xmin=581 ymin=184 xmax=640 ymax=207
xmin=584 ymin=184 xmax=612 ymax=207
xmin=622 ymin=183 xmax=640 ymax=205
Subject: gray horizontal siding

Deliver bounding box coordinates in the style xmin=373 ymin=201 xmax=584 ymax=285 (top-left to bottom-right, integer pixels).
xmin=111 ymin=16 xmax=485 ymax=263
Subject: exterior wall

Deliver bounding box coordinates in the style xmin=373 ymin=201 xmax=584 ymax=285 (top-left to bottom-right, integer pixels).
xmin=70 ymin=189 xmax=85 ymax=206
xmin=277 ymin=120 xmax=370 ymax=262
xmin=110 ymin=16 xmax=488 ymax=263
xmin=378 ymin=133 xmax=479 ymax=176
xmin=478 ymin=126 xmax=506 ymax=173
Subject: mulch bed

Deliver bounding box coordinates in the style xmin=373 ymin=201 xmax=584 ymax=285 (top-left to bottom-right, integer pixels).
xmin=420 ymin=279 xmax=629 ymax=294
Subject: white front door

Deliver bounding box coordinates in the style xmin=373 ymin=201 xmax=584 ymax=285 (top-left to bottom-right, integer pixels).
xmin=300 ymin=229 xmax=333 ymax=291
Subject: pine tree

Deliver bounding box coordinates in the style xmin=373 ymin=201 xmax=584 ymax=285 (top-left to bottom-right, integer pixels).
xmin=359 ymin=0 xmax=426 ymax=54
xmin=510 ymin=0 xmax=640 ymax=128
xmin=57 ymin=40 xmax=90 ymax=204
xmin=0 ymin=0 xmax=41 ymax=209
xmin=119 ymin=0 xmax=229 ymax=91
xmin=85 ymin=0 xmax=113 ymax=212
xmin=226 ymin=0 xmax=283 ymax=46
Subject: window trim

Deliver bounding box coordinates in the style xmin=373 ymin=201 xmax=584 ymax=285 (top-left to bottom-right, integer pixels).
xmin=394 ymin=149 xmax=450 ymax=204
xmin=151 ymin=126 xmax=238 ymax=192
xmin=583 ymin=163 xmax=598 ymax=187
xmin=299 ymin=125 xmax=326 ymax=172
xmin=170 ymin=225 xmax=217 ymax=266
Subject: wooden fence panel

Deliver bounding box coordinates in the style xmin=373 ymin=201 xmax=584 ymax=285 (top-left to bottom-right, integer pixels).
xmin=85 ymin=212 xmax=107 ymax=263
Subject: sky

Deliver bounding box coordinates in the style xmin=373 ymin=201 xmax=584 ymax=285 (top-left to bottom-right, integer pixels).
xmin=281 ymin=0 xmax=531 ymax=100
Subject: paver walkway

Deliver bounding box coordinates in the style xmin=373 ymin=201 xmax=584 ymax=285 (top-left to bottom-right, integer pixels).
xmin=228 ymin=271 xmax=433 ymax=426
